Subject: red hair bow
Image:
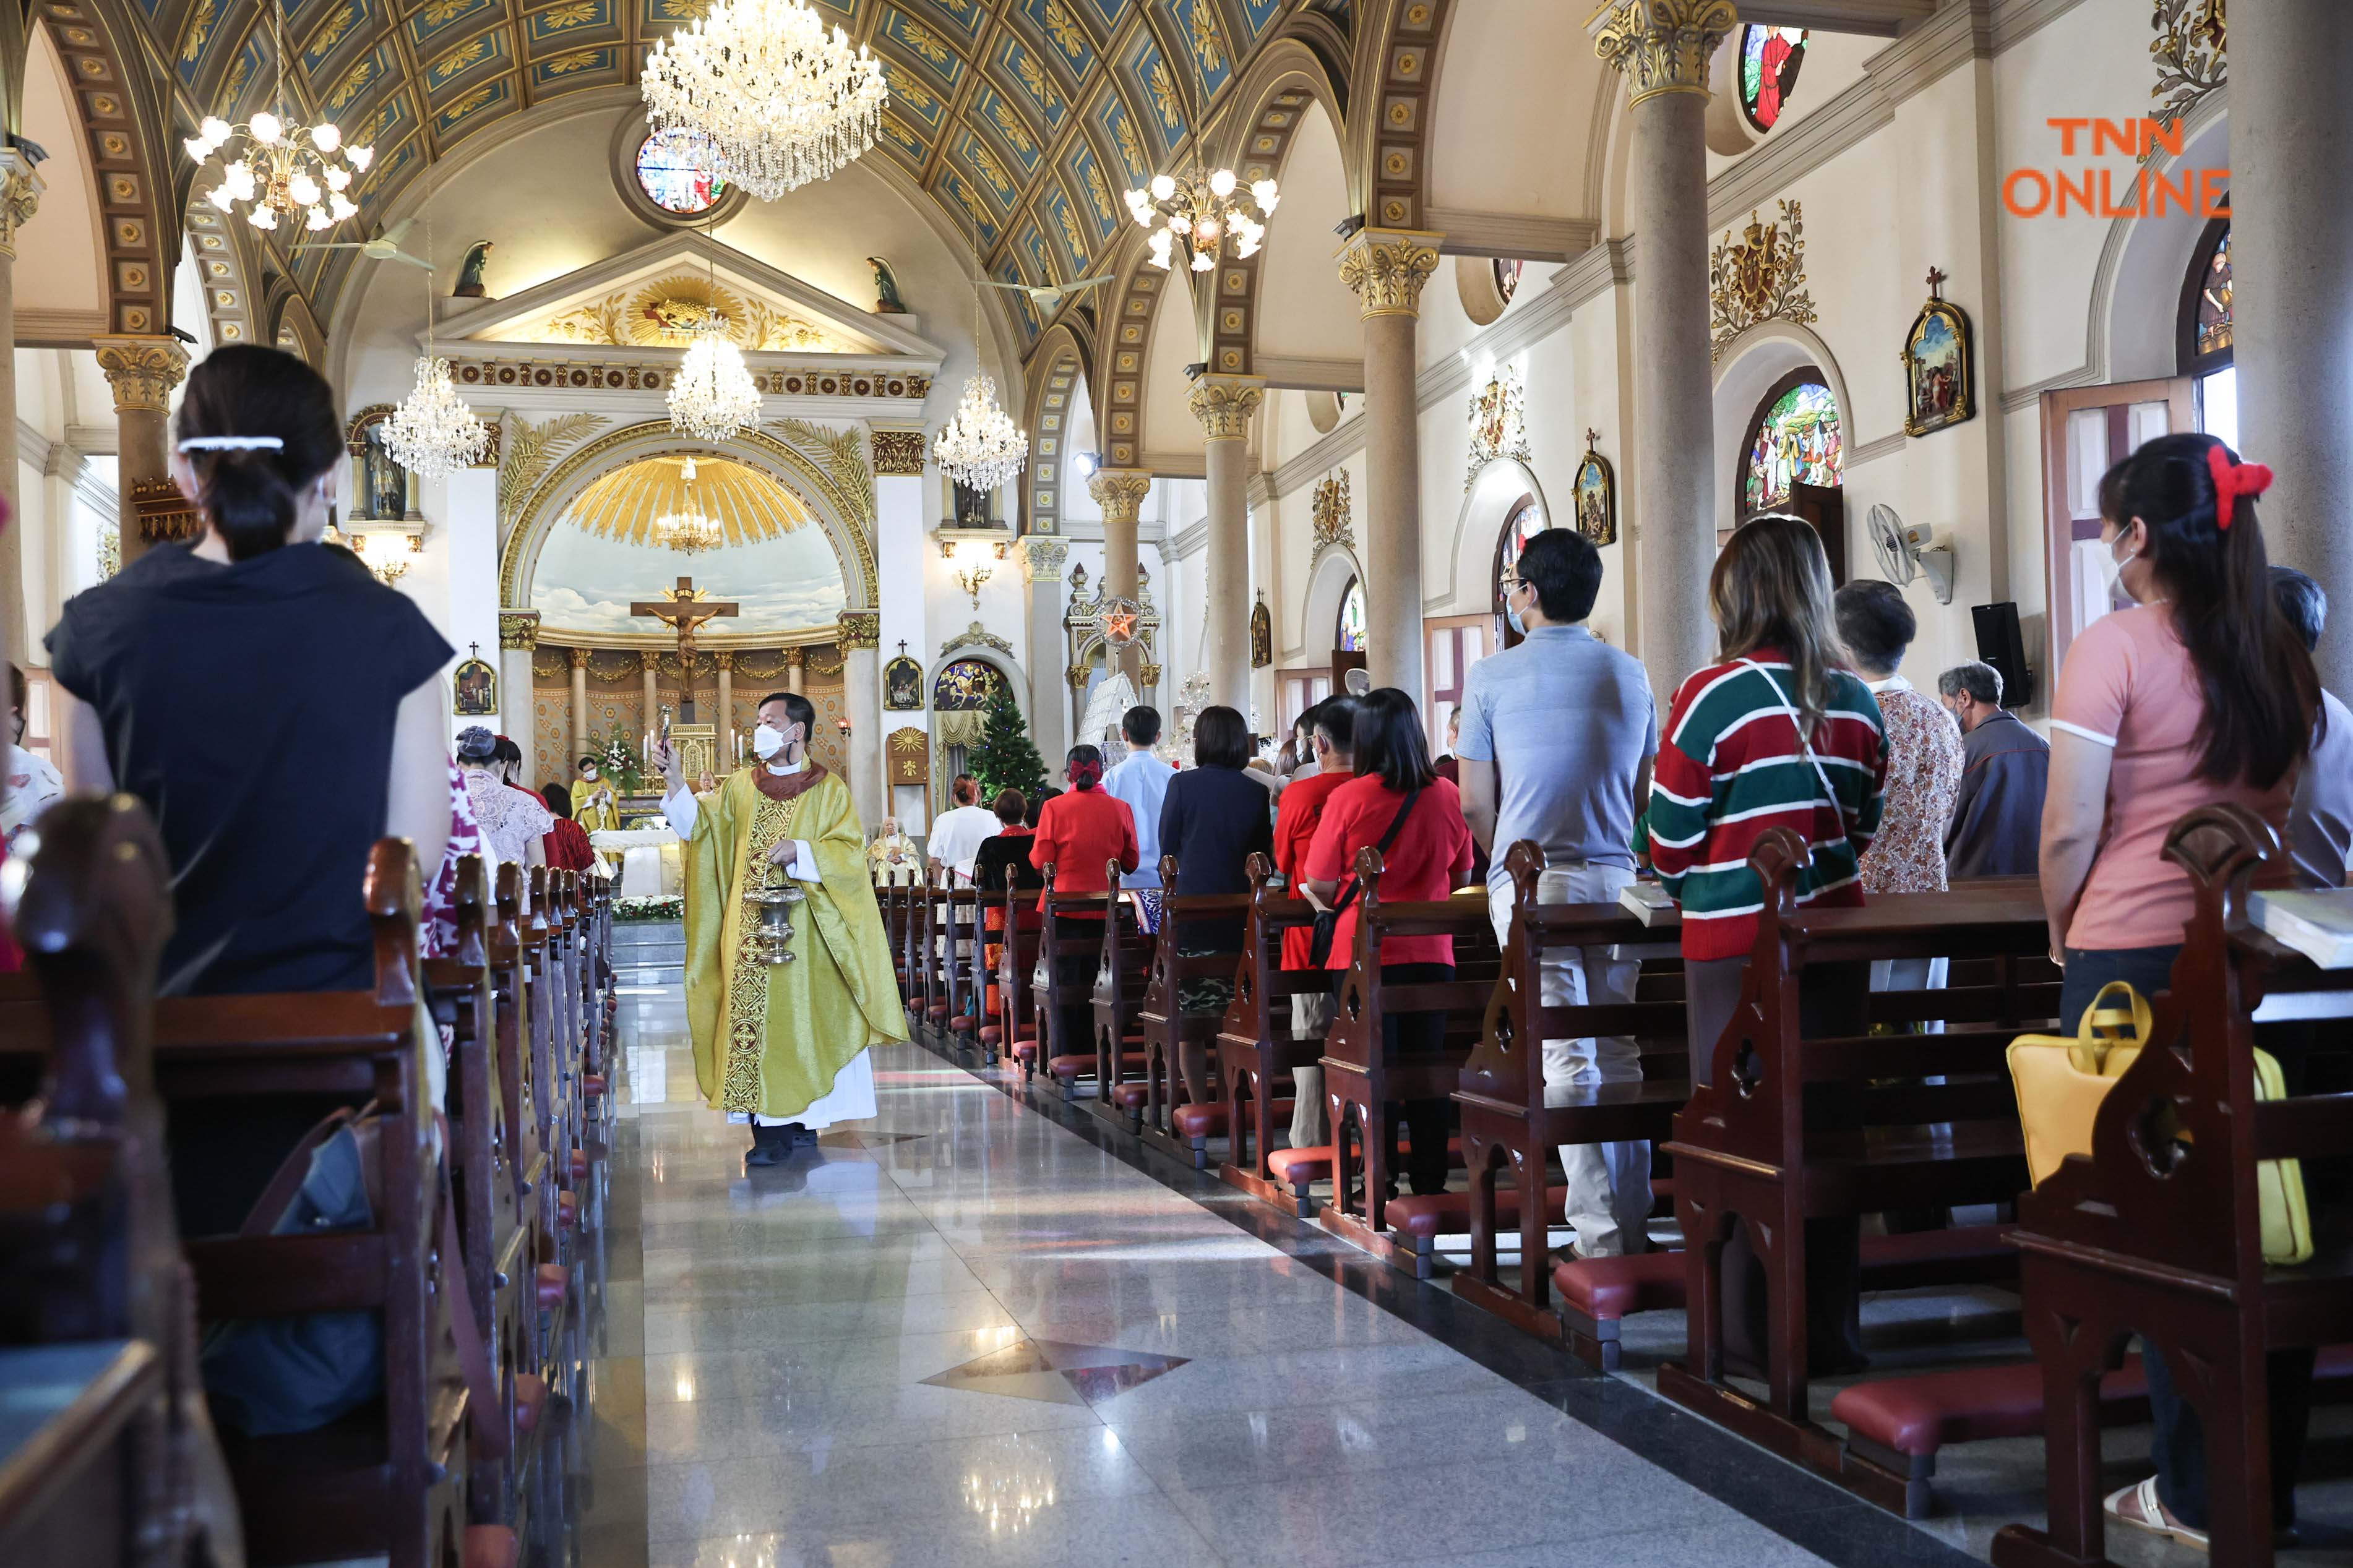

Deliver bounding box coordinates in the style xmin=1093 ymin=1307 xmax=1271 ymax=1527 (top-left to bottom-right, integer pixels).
xmin=1067 ymin=759 xmax=1103 ymax=791
xmin=2208 ymin=444 xmax=2274 ymax=531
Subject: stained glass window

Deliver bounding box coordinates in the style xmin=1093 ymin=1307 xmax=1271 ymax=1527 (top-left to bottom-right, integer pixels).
xmin=1494 ymin=258 xmax=1523 ymax=307
xmin=636 ymin=129 xmax=727 ymax=216
xmin=932 ymin=658 xmax=1003 ymax=711
xmin=2192 ymin=221 xmax=2233 ymax=363
xmin=1739 ymin=25 xmax=1808 ymax=133
xmin=1337 ymin=577 xmax=1366 ymax=654
xmin=1742 ymin=377 xmax=1843 ymax=515
xmin=2182 ymin=217 xmax=2235 ymax=445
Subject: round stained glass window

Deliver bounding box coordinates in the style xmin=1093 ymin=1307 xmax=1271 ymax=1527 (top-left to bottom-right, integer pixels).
xmin=1742 ymin=378 xmax=1842 ymax=515
xmin=1337 ymin=577 xmax=1367 ymax=654
xmin=1739 ymin=25 xmax=1808 ymax=133
xmin=636 ymin=128 xmax=728 ymax=216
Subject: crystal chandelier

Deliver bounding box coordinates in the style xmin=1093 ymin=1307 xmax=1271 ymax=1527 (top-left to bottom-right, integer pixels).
xmin=932 ymin=375 xmax=1027 ymax=492
xmin=642 ymin=0 xmax=887 ymax=202
xmin=655 ymin=458 xmax=727 ymax=554
xmin=668 ymin=325 xmax=764 ymax=441
xmin=1125 ymin=169 xmax=1278 ymax=272
xmin=385 ymin=358 xmax=492 ymax=479
xmin=187 ymin=114 xmax=371 ymax=233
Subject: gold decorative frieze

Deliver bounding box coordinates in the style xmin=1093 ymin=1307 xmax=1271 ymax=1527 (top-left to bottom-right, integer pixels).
xmin=444 ymin=354 xmax=931 ymax=403
xmin=869 ymin=427 xmax=926 ymax=476
xmin=523 ymin=272 xmax=853 ymax=354
xmin=499 ymin=609 xmax=541 ymax=649
xmin=835 ymin=609 xmax=881 ymax=651
xmin=93 ymin=335 xmax=190 ymax=413
xmin=1187 ymin=375 xmax=1265 ymax=442
xmin=1593 ymin=0 xmax=1740 ymax=106
xmin=1336 ymin=228 xmax=1442 ymax=319
xmin=1710 ymin=200 xmax=1817 ymax=361
xmin=498 ymin=411 xmax=604 ymax=522
xmin=129 ymin=476 xmax=200 ymax=544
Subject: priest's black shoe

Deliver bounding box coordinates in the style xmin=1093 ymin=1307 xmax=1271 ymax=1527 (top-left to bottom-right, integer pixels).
xmin=745 ymin=1122 xmax=799 ymax=1167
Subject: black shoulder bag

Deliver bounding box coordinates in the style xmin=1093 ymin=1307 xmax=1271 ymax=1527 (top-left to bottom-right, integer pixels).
xmin=1307 ymin=787 xmax=1421 ymax=969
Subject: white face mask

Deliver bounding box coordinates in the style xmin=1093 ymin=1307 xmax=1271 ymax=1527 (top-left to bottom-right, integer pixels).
xmin=2101 ymin=527 xmax=2141 ymax=607
xmin=582 ymin=767 xmax=597 ymax=780
xmin=752 ymin=722 xmax=789 ymax=759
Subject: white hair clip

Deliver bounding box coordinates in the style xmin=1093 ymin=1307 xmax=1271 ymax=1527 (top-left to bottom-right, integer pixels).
xmin=176 ymin=435 xmax=285 ymax=453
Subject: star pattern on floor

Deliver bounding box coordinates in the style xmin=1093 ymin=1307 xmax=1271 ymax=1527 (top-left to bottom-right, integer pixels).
xmin=920 ymin=1337 xmax=1190 ymax=1407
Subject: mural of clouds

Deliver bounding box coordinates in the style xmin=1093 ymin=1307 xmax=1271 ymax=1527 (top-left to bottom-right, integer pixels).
xmin=530 ymin=523 xmax=848 ymax=635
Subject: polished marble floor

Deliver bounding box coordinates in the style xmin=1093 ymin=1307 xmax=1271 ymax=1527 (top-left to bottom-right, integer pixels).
xmin=560 ymin=924 xmax=1964 ymax=1568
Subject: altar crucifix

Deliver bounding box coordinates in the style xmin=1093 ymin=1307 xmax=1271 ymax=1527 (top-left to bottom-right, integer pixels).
xmin=631 ymin=576 xmax=739 ymax=722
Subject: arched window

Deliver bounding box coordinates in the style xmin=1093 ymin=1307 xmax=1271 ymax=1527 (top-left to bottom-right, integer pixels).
xmin=1740 ymin=370 xmax=1843 ymax=516
xmin=1491 ymin=494 xmax=1545 ymax=649
xmin=636 ymin=127 xmax=728 ymax=216
xmin=2178 ymin=213 xmax=2235 ymax=448
xmin=1739 ymin=26 xmax=1808 ymax=132
xmin=932 ymin=658 xmax=1003 ymax=711
xmin=1336 ymin=576 xmax=1366 ymax=654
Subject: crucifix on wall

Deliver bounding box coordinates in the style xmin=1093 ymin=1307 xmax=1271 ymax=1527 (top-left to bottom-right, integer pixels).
xmin=630 ymin=575 xmax=739 ymax=722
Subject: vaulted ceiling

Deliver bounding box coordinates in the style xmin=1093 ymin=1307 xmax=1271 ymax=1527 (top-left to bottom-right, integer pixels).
xmin=127 ymin=0 xmax=1356 ymax=338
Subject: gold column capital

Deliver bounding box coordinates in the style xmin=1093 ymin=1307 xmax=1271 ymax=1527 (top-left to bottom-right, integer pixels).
xmin=92 ymin=335 xmax=191 ymax=413
xmin=1335 ymin=228 xmax=1443 ymax=319
xmin=498 ymin=609 xmax=541 ymax=650
xmin=1086 ymin=466 xmax=1153 ymax=521
xmin=869 ymin=426 xmax=927 ymax=476
xmin=0 ymin=151 xmax=41 ymax=262
xmin=835 ymin=610 xmax=882 ymax=651
xmin=1593 ymin=0 xmax=1740 ymax=106
xmin=1187 ymin=375 xmax=1266 ymax=442
xmin=1022 ymin=535 xmax=1069 ymax=584
xmin=713 ymin=649 xmax=734 ymax=670
xmin=569 ymin=646 xmax=593 ymax=669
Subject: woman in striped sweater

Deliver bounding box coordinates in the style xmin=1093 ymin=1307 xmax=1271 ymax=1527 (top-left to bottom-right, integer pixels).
xmin=1649 ymin=514 xmax=1890 ymax=1373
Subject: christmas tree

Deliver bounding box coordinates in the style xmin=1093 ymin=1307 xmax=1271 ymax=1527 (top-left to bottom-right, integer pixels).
xmin=966 ymin=675 xmax=1049 ymax=805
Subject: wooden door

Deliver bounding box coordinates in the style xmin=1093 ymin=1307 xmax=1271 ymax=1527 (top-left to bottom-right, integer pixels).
xmin=1423 ymin=614 xmax=1492 ymax=756
xmin=1788 ymin=481 xmax=1848 ymax=585
xmin=2041 ymin=377 xmax=2195 ymax=683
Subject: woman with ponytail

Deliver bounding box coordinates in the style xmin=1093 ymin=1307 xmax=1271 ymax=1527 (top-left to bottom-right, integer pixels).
xmin=1029 ymin=743 xmax=1140 ymax=1060
xmin=2042 ymin=432 xmax=2321 ymax=1549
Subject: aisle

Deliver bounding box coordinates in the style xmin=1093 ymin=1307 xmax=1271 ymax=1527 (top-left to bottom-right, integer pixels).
xmin=587 ymin=920 xmax=1846 ymax=1567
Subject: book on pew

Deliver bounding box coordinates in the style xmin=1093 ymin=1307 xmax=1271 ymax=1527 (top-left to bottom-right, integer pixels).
xmin=2251 ymin=888 xmax=2353 ymax=969
xmin=1619 ymin=880 xmax=1678 ymax=927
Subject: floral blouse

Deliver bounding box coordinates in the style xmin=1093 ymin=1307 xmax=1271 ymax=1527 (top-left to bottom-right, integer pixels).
xmin=424 ymin=760 xmax=486 ymax=958
xmin=463 ymin=767 xmax=554 ymax=895
xmin=1857 ymin=677 xmax=1964 ymax=896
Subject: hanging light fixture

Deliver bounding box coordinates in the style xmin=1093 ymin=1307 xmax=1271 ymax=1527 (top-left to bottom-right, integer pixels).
xmin=931 ymin=203 xmax=1028 ymax=493
xmin=384 ymin=154 xmax=491 ymax=478
xmin=666 ymin=219 xmax=764 ymax=440
xmin=184 ymin=0 xmax=369 ymax=233
xmin=642 ymin=0 xmax=887 ymax=202
xmin=654 ymin=458 xmax=728 ymax=554
xmin=1122 ymin=27 xmax=1276 ymax=272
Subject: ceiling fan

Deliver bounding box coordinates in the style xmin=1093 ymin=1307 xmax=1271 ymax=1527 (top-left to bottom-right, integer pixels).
xmin=292 ymin=218 xmax=432 ymax=271
xmin=980 ymin=270 xmax=1113 ymax=309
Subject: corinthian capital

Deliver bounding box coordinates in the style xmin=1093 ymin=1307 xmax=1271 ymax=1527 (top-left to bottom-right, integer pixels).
xmin=1335 ymin=229 xmax=1443 ymax=320
xmin=92 ymin=335 xmax=191 ymax=414
xmin=498 ymin=609 xmax=541 ymax=651
xmin=1594 ymin=0 xmax=1740 ymax=106
xmin=1188 ymin=375 xmax=1266 ymax=442
xmin=1022 ymin=535 xmax=1069 ymax=584
xmin=835 ymin=610 xmax=882 ymax=651
xmin=1086 ymin=467 xmax=1153 ymax=521
xmin=0 ymin=151 xmax=41 ymax=261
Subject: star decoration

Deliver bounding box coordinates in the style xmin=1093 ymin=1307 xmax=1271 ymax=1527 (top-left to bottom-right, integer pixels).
xmin=921 ymin=1337 xmax=1189 ymax=1407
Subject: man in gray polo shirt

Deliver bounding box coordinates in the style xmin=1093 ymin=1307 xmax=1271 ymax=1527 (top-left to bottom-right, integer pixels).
xmin=1457 ymin=527 xmax=1658 ymax=1257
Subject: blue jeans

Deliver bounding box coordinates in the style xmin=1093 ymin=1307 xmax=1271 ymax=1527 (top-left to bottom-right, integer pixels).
xmin=2061 ymin=943 xmax=2310 ymax=1530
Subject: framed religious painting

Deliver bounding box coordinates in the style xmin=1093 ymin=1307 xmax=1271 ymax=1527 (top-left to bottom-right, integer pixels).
xmin=1572 ymin=432 xmax=1617 ymax=547
xmin=452 ymin=644 xmax=498 ymax=716
xmin=882 ymin=653 xmax=924 ymax=710
xmin=1902 ymin=270 xmax=1976 ymax=437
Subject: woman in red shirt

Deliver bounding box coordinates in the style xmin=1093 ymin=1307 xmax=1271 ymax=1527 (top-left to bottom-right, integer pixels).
xmin=1029 ymin=746 xmax=1139 ymax=1061
xmin=540 ymin=783 xmax=597 ymax=875
xmin=1301 ymin=688 xmax=1473 ymax=1196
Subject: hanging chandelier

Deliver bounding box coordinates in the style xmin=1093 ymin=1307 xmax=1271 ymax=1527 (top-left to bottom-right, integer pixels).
xmin=385 ymin=357 xmax=492 ymax=478
xmin=667 ymin=325 xmax=764 ymax=441
xmin=932 ymin=374 xmax=1028 ymax=492
xmin=655 ymin=458 xmax=728 ymax=554
xmin=187 ymin=114 xmax=371 ymax=233
xmin=1124 ymin=169 xmax=1279 ymax=273
xmin=642 ymin=0 xmax=887 ymax=202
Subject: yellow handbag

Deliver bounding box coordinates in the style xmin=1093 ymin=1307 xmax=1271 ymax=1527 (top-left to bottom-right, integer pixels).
xmin=2006 ymin=980 xmax=2312 ymax=1266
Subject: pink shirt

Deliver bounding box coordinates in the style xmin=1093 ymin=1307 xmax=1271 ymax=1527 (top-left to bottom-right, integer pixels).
xmin=2051 ymin=604 xmax=2290 ymax=949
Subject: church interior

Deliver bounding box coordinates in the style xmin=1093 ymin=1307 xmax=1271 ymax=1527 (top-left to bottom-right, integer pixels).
xmin=6 ymin=1 xmax=2353 ymax=1567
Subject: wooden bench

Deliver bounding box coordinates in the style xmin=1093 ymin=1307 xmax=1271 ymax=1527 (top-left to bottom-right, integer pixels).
xmin=939 ymin=876 xmax=984 ymax=1053
xmin=1033 ymin=869 xmax=1122 ymax=1098
xmin=1214 ymin=855 xmax=1325 ymax=1215
xmin=1134 ymin=854 xmax=1251 ymax=1165
xmin=1086 ymin=868 xmax=1158 ymax=1134
xmin=1656 ymin=831 xmax=2052 ymax=1485
xmin=986 ymin=878 xmax=1043 ymax=1075
xmin=1318 ymin=849 xmax=1500 ymax=1272
xmin=1992 ymin=805 xmax=2353 ymax=1568
xmin=1454 ymin=841 xmax=1688 ymax=1337
xmin=913 ymin=875 xmax=948 ymax=1039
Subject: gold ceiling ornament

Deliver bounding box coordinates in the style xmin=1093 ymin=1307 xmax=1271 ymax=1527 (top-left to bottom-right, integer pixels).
xmin=1123 ymin=17 xmax=1276 ymax=275
xmin=564 ymin=453 xmax=813 ymax=547
xmin=1310 ymin=469 xmax=1353 ymax=552
xmin=1336 ymin=229 xmax=1441 ymax=319
xmin=497 ymin=411 xmax=604 ymax=522
xmin=1593 ymin=0 xmax=1740 ymax=106
xmin=772 ymin=418 xmax=875 ymax=526
xmin=2150 ymin=0 xmax=2226 ymax=132
xmin=528 ymin=273 xmax=852 ymax=353
xmin=1709 ymin=200 xmax=1817 ymax=361
xmin=1187 ymin=375 xmax=1264 ymax=442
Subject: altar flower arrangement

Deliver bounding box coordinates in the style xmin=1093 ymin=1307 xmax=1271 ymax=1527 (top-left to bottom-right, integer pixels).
xmin=596 ymin=724 xmax=649 ymax=795
xmin=614 ymin=894 xmax=684 ymax=923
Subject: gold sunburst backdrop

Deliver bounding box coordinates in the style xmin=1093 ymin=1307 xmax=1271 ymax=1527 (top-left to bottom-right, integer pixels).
xmin=563 ymin=455 xmax=813 ymax=547
xmin=532 ymin=273 xmax=850 ymax=353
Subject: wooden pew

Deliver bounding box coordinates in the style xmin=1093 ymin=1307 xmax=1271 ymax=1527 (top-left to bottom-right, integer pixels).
xmin=1213 ymin=854 xmax=1325 ymax=1212
xmin=1033 ymin=869 xmax=1125 ymax=1099
xmin=940 ymin=876 xmax=983 ymax=1053
xmin=1992 ymin=806 xmax=2353 ymax=1568
xmin=1086 ymin=867 xmax=1156 ymax=1133
xmin=984 ymin=878 xmax=1043 ymax=1075
xmin=1135 ymin=853 xmax=1252 ymax=1166
xmin=0 ymin=795 xmax=243 ymax=1568
xmin=916 ymin=874 xmax=949 ymax=1039
xmin=1656 ymin=829 xmax=2051 ymax=1485
xmin=1453 ymin=841 xmax=1688 ymax=1338
xmin=1318 ymin=849 xmax=1502 ymax=1272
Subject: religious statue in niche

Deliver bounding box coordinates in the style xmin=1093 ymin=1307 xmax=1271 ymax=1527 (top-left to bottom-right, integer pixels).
xmin=1709 ymin=200 xmax=1816 ymax=361
xmin=1573 ymin=431 xmax=1617 ymax=547
xmin=1465 ymin=362 xmax=1529 ymax=486
xmin=883 ymin=646 xmax=924 ymax=710
xmin=453 ymin=240 xmax=494 ymax=299
xmin=452 ymin=643 xmax=497 ymax=716
xmin=867 ymin=255 xmax=909 ymax=313
xmin=952 ymin=481 xmax=994 ymax=528
xmin=1250 ymin=593 xmax=1272 ymax=669
xmin=350 ymin=414 xmax=413 ymax=520
xmin=1901 ymin=267 xmax=1976 ymax=438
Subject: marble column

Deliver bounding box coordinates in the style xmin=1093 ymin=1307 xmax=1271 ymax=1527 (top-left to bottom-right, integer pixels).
xmin=569 ymin=648 xmax=591 ymax=763
xmin=1596 ymin=1 xmax=1738 ymax=705
xmin=1336 ymin=229 xmax=1442 ymax=700
xmin=2237 ymin=0 xmax=2353 ymax=696
xmin=785 ymin=645 xmax=806 ymax=696
xmin=1087 ymin=467 xmax=1152 ymax=682
xmin=0 ymin=153 xmax=40 ymax=666
xmin=837 ymin=609 xmax=883 ymax=828
xmin=715 ymin=649 xmax=736 ymax=768
xmin=1022 ymin=535 xmax=1070 ymax=766
xmin=92 ymin=335 xmax=191 ymax=568
xmin=498 ymin=610 xmax=539 ymax=786
xmin=1191 ymin=375 xmax=1264 ymax=713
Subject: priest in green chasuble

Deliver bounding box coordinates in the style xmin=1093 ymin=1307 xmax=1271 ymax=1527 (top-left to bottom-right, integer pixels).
xmin=658 ymin=691 xmax=907 ymax=1167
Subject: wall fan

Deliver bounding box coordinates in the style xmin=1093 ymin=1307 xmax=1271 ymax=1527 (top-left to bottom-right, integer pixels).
xmin=1867 ymin=503 xmax=1955 ymax=605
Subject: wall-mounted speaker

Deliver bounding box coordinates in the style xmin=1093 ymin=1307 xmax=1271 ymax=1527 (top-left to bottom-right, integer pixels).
xmin=1972 ymin=601 xmax=2035 ymax=710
